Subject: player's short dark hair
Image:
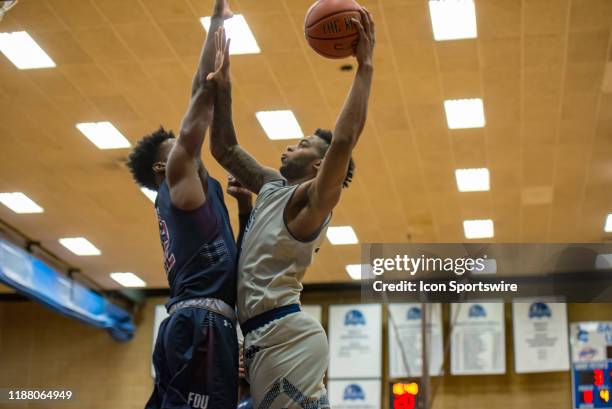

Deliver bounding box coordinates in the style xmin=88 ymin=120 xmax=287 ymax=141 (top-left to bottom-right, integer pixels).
xmin=127 ymin=127 xmax=175 ymax=191
xmin=314 ymin=128 xmax=355 ymax=188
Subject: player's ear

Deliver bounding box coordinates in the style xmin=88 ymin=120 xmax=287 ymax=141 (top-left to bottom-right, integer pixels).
xmin=312 ymin=158 xmax=323 ymax=171
xmin=152 ymin=162 xmax=166 ymax=174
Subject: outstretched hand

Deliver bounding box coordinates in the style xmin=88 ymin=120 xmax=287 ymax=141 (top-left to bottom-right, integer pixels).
xmin=206 ymin=27 xmax=231 ymax=87
xmin=213 ymin=0 xmax=234 ymax=20
xmin=351 ymin=8 xmax=375 ymax=67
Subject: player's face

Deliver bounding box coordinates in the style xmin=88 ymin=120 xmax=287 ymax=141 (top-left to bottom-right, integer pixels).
xmin=152 ymin=139 xmax=176 ymax=175
xmin=158 ymin=139 xmax=175 ymax=163
xmin=279 ymin=135 xmax=326 ymax=181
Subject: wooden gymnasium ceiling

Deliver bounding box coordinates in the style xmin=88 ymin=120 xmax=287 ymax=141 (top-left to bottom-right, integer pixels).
xmin=0 ymin=0 xmax=611 ymax=289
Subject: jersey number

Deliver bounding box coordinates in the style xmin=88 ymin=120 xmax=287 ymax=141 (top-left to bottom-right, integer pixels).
xmin=157 ymin=215 xmax=176 ymax=274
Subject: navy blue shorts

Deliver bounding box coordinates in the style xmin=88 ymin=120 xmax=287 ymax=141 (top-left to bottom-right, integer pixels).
xmin=145 ymin=307 xmax=238 ymax=409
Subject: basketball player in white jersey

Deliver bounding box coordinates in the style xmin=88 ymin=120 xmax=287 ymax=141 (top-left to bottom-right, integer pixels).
xmin=207 ymin=9 xmax=375 ymax=408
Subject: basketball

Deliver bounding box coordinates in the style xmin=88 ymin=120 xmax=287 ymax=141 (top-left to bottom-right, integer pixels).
xmin=304 ymin=0 xmax=363 ymax=59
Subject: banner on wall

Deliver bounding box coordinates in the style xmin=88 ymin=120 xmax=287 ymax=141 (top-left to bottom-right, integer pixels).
xmin=0 ymin=238 xmax=134 ymax=341
xmin=328 ymin=304 xmax=382 ymax=379
xmin=388 ymin=303 xmax=444 ymax=378
xmin=328 ymin=379 xmax=381 ymax=409
xmin=512 ymin=300 xmax=570 ymax=373
xmin=450 ymin=302 xmax=506 ymax=375
xmin=302 ymin=304 xmax=322 ymax=323
xmin=151 ymin=305 xmax=169 ymax=378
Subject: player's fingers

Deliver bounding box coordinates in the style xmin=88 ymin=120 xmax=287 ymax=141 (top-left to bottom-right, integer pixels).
xmin=359 ymin=9 xmax=370 ymax=37
xmin=351 ymin=18 xmax=366 ymax=39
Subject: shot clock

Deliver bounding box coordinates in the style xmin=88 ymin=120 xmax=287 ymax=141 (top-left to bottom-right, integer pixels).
xmin=570 ymin=323 xmax=612 ymax=409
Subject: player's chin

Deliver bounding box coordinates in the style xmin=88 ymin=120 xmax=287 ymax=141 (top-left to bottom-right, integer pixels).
xmin=279 ymin=164 xmax=289 ymax=179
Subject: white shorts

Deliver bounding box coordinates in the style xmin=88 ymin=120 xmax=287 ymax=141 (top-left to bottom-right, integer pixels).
xmin=244 ymin=311 xmax=330 ymax=409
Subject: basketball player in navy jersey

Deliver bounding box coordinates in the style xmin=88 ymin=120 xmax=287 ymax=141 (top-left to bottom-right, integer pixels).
xmin=207 ymin=9 xmax=375 ymax=408
xmin=126 ymin=1 xmax=240 ymax=408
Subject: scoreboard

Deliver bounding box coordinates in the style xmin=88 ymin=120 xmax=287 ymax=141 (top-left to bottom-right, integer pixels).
xmin=389 ymin=381 xmax=421 ymax=409
xmin=571 ymin=322 xmax=612 ymax=409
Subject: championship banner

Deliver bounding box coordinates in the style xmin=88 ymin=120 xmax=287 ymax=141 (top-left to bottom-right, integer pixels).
xmin=302 ymin=304 xmax=323 ymax=323
xmin=512 ymin=300 xmax=570 ymax=373
xmin=328 ymin=304 xmax=382 ymax=379
xmin=570 ymin=322 xmax=612 ymax=409
xmin=328 ymin=379 xmax=381 ymax=409
xmin=388 ymin=304 xmax=444 ymax=377
xmin=450 ymin=302 xmax=506 ymax=375
xmin=151 ymin=305 xmax=169 ymax=378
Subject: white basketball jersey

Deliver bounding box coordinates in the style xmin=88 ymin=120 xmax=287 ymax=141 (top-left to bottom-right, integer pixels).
xmin=237 ymin=180 xmax=330 ymax=324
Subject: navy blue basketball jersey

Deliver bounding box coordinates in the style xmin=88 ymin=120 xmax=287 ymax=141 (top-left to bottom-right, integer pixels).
xmin=155 ymin=176 xmax=237 ymax=309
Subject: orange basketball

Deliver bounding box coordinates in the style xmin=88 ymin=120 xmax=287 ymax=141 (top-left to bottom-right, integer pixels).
xmin=304 ymin=0 xmax=362 ymax=59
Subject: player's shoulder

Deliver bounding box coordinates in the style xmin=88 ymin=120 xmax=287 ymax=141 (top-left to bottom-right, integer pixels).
xmin=260 ymin=178 xmax=289 ymax=194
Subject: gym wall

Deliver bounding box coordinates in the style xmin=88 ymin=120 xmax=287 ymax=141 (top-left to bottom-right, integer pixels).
xmin=0 ymin=294 xmax=610 ymax=409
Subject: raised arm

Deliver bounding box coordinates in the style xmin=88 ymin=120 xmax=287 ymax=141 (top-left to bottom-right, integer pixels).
xmin=207 ymin=28 xmax=282 ymax=194
xmin=192 ymin=0 xmax=232 ymax=95
xmin=165 ymin=1 xmax=231 ymax=210
xmin=166 ymin=25 xmax=229 ymax=210
xmin=308 ymin=9 xmax=375 ymax=214
xmin=283 ymin=9 xmax=374 ymax=241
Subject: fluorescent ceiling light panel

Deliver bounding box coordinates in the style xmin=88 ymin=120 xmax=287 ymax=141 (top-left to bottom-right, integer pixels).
xmin=605 ymin=214 xmax=612 ymax=233
xmin=327 ymin=226 xmax=358 ymax=245
xmin=345 ymin=264 xmax=372 ymax=280
xmin=455 ymin=168 xmax=490 ymax=192
xmin=141 ymin=187 xmax=158 ymax=203
xmin=201 ymin=15 xmax=260 ymax=55
xmin=444 ymin=98 xmax=485 ymax=129
xmin=0 ymin=192 xmax=43 ymax=213
xmin=110 ymin=272 xmax=147 ymax=288
xmin=463 ymin=219 xmax=494 ymax=239
xmin=76 ymin=122 xmax=130 ymax=150
xmin=428 ymin=0 xmax=478 ymax=41
xmin=0 ymin=31 xmax=56 ymax=69
xmin=255 ymin=110 xmax=304 ymax=140
xmin=59 ymin=237 xmax=101 ymax=256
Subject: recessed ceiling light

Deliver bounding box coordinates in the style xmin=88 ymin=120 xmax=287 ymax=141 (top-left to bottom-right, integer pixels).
xmin=75 ymin=122 xmax=131 ymax=150
xmin=327 ymin=226 xmax=358 ymax=245
xmin=0 ymin=192 xmax=43 ymax=214
xmin=110 ymin=272 xmax=147 ymax=288
xmin=455 ymin=168 xmax=490 ymax=192
xmin=255 ymin=110 xmax=304 ymax=140
xmin=59 ymin=237 xmax=101 ymax=256
xmin=140 ymin=187 xmax=157 ymax=203
xmin=605 ymin=214 xmax=612 ymax=233
xmin=444 ymin=98 xmax=485 ymax=129
xmin=0 ymin=31 xmax=56 ymax=69
xmin=463 ymin=219 xmax=494 ymax=239
xmin=200 ymin=14 xmax=260 ymax=55
xmin=428 ymin=0 xmax=478 ymax=41
xmin=345 ymin=264 xmax=372 ymax=280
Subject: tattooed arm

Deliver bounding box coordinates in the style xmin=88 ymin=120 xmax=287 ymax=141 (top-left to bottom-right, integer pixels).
xmin=207 ymin=29 xmax=282 ymax=194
